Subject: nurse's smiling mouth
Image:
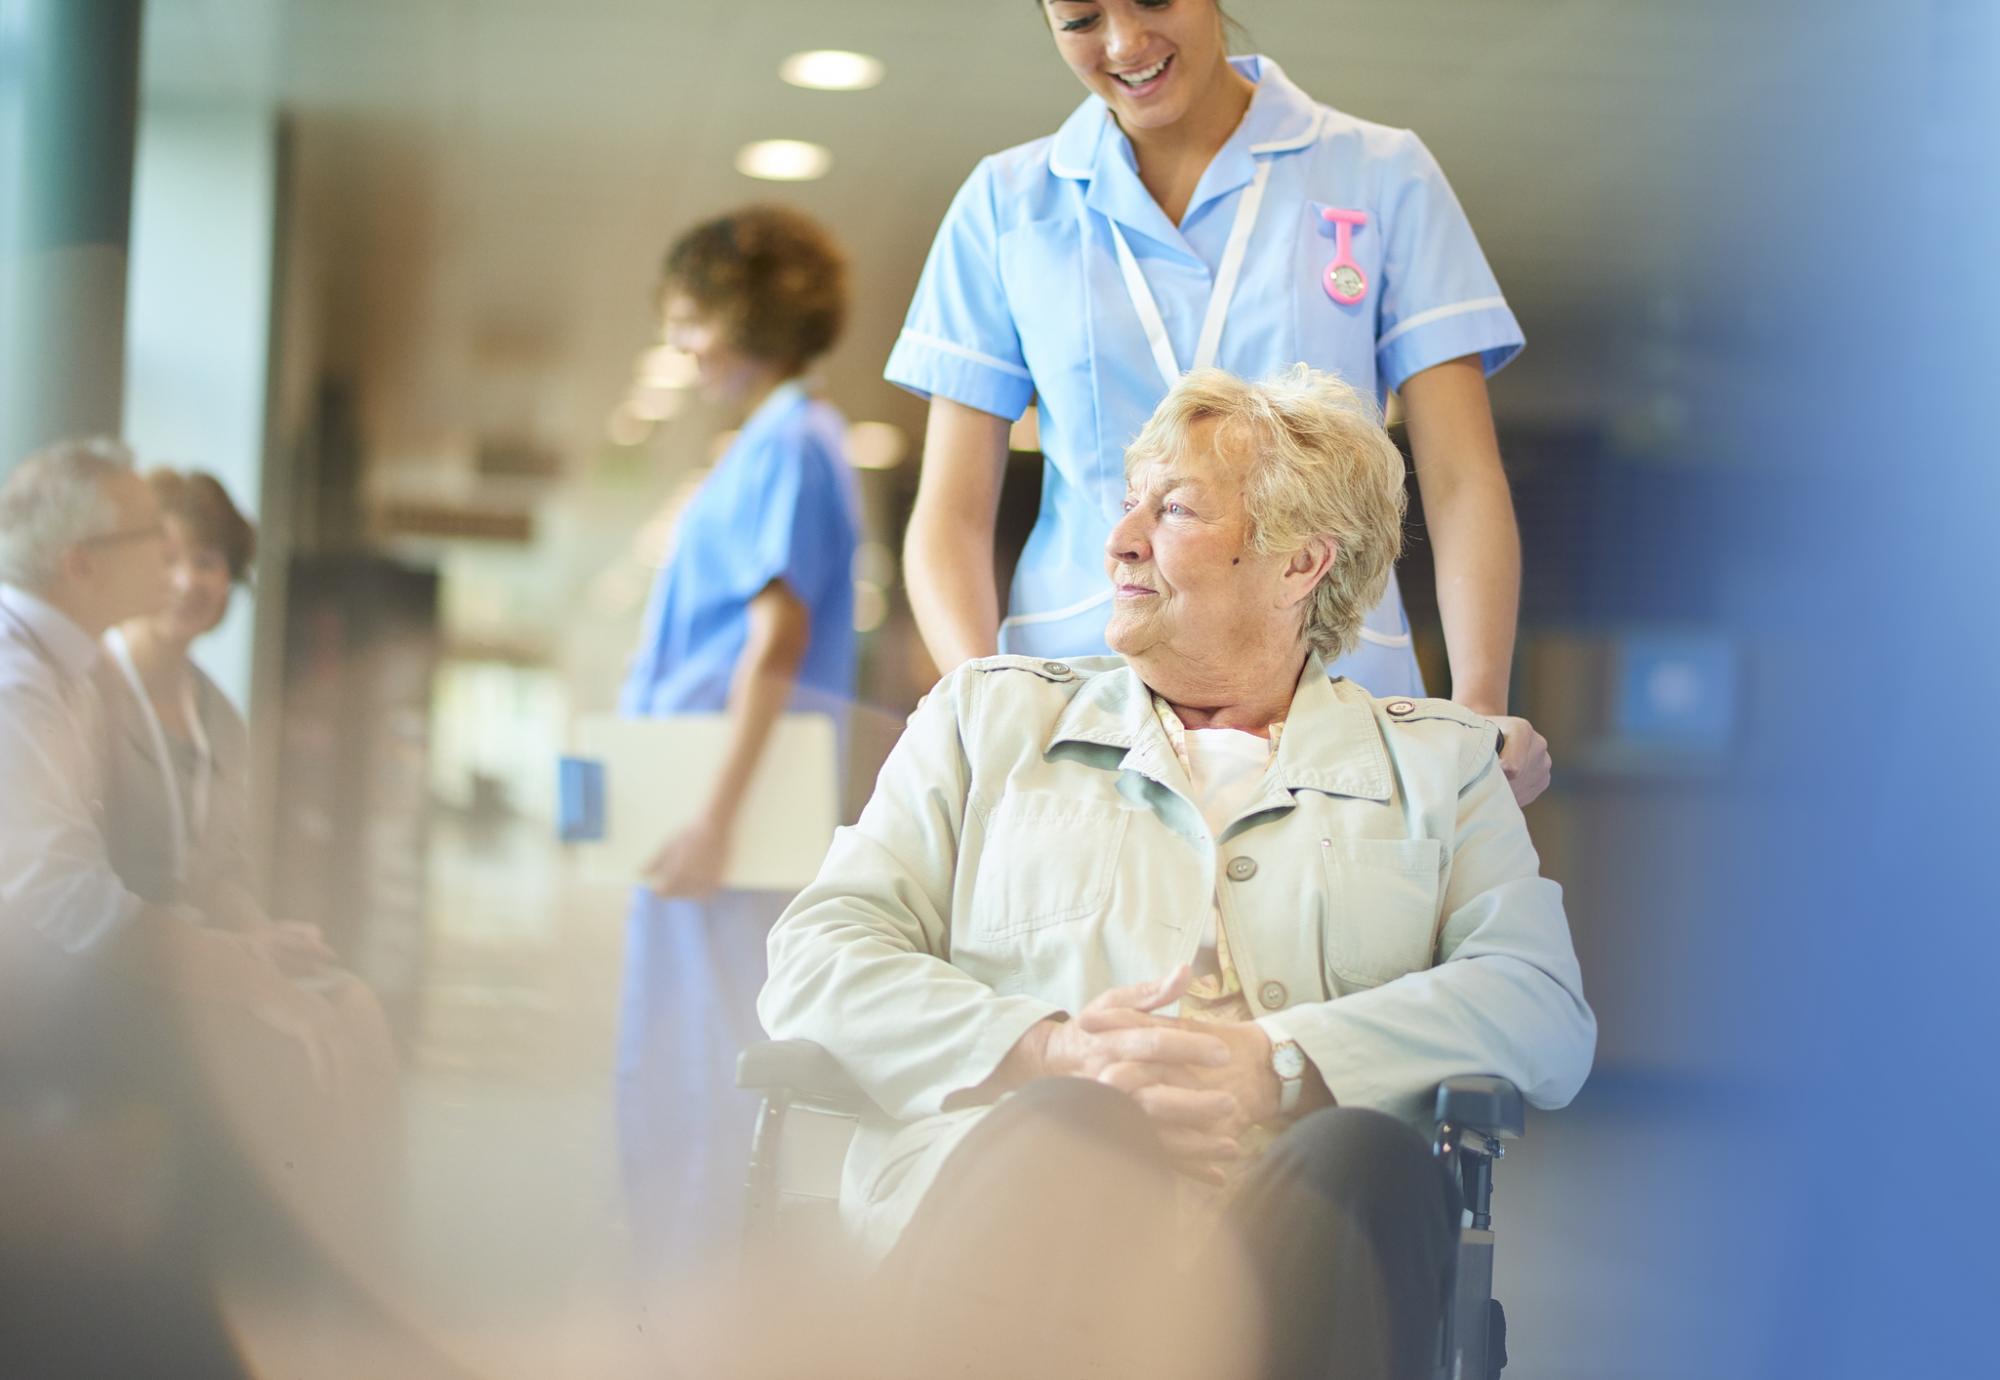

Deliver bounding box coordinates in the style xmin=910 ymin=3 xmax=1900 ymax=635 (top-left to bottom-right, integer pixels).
xmin=1110 ymin=53 xmax=1173 ymax=98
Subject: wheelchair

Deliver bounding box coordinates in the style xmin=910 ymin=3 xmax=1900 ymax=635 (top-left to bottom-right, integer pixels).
xmin=738 ymin=1039 xmax=1524 ymax=1380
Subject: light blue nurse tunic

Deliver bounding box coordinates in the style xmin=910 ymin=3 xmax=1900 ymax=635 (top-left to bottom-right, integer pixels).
xmin=614 ymin=380 xmax=859 ymax=1284
xmin=886 ymin=56 xmax=1523 ymax=696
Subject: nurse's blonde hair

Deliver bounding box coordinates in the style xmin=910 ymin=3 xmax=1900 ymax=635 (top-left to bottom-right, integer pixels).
xmin=1123 ymin=366 xmax=1407 ymax=660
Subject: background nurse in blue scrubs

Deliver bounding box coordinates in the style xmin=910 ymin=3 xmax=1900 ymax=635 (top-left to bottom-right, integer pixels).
xmin=615 ymin=206 xmax=860 ymax=1284
xmin=889 ymin=0 xmax=1552 ymax=803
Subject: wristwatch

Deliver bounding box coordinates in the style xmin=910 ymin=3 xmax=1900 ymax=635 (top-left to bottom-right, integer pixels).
xmin=1271 ymin=1038 xmax=1308 ymax=1116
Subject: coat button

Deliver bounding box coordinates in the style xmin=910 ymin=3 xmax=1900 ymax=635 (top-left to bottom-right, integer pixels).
xmin=1259 ymin=980 xmax=1288 ymax=1009
xmin=1386 ymin=699 xmax=1416 ymax=717
xmin=1226 ymin=856 xmax=1258 ymax=882
xmin=1042 ymin=661 xmax=1071 ymax=677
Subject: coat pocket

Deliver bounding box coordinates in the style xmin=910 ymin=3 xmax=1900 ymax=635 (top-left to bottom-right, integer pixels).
xmin=1320 ymin=837 xmax=1444 ymax=986
xmin=970 ymin=794 xmax=1128 ymax=937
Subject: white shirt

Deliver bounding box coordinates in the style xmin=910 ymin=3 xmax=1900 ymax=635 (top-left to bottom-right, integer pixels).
xmin=1184 ymin=726 xmax=1277 ymax=954
xmin=0 ymin=583 xmax=143 ymax=953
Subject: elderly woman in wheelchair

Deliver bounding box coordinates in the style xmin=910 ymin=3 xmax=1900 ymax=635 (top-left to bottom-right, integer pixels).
xmin=756 ymin=365 xmax=1595 ymax=1380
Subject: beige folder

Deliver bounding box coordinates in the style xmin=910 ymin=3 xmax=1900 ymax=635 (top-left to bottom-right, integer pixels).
xmin=569 ymin=713 xmax=838 ymax=892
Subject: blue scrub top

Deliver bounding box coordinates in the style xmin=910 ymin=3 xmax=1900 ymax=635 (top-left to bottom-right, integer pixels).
xmin=619 ymin=381 xmax=860 ymax=719
xmin=885 ymin=56 xmax=1524 ymax=696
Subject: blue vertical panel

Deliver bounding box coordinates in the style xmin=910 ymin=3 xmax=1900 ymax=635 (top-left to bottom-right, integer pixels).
xmin=1690 ymin=2 xmax=2000 ymax=1374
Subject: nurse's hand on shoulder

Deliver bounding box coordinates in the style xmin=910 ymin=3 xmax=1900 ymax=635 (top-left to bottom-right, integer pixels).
xmin=641 ymin=818 xmax=730 ymax=900
xmin=1492 ymin=715 xmax=1552 ymax=807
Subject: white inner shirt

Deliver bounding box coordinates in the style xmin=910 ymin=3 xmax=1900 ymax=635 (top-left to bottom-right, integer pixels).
xmin=1184 ymin=727 xmax=1276 ymax=956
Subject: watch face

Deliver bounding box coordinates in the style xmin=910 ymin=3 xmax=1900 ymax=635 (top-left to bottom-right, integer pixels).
xmin=1273 ymin=1042 xmax=1307 ymax=1079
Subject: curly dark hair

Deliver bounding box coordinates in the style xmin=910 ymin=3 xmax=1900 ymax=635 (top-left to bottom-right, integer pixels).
xmin=147 ymin=469 xmax=256 ymax=584
xmin=660 ymin=205 xmax=850 ymax=372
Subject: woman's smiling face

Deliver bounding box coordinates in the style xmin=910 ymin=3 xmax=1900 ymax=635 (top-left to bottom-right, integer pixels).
xmin=1103 ymin=414 xmax=1296 ymax=665
xmin=1042 ymin=1 xmax=1233 ymax=136
xmin=155 ymin=517 xmax=234 ymax=643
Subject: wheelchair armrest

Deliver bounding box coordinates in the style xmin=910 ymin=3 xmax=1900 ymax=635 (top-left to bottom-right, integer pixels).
xmin=1434 ymin=1075 xmax=1524 ymax=1140
xmin=737 ymin=1039 xmax=867 ymax=1109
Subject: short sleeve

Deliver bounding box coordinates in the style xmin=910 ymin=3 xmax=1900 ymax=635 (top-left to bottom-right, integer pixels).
xmin=1374 ymin=131 xmax=1525 ymax=394
xmin=745 ymin=434 xmax=853 ymax=606
xmin=883 ymin=158 xmax=1037 ymax=421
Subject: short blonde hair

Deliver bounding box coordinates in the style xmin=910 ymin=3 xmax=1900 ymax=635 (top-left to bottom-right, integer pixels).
xmin=1124 ymin=366 xmax=1407 ymax=659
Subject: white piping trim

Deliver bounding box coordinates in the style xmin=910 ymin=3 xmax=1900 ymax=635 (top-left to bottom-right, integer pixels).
xmin=1249 ymin=108 xmax=1324 ymax=155
xmin=1375 ymin=296 xmax=1510 ymax=353
xmin=998 ymin=586 xmax=1114 ymax=631
xmin=1356 ymin=626 xmax=1414 ymax=649
xmin=1048 ymin=108 xmax=1106 ymax=179
xmin=1054 ymin=102 xmax=1320 ymax=179
xmin=898 ymin=329 xmax=1033 ymax=381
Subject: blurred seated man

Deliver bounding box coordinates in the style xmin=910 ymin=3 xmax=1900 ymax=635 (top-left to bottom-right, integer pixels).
xmin=759 ymin=368 xmax=1596 ymax=1380
xmin=0 ymin=437 xmax=340 ymax=1375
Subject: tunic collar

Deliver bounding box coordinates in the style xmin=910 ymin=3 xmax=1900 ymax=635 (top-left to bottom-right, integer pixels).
xmin=1046 ymin=55 xmax=1323 ymax=243
xmin=733 ymin=378 xmax=811 ymax=453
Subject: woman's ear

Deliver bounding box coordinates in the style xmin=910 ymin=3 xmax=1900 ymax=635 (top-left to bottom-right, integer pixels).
xmin=57 ymin=542 xmax=93 ymax=586
xmin=1282 ymin=535 xmax=1337 ymax=608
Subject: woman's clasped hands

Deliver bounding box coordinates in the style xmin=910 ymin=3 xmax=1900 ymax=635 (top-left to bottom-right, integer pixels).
xmin=1030 ymin=964 xmax=1283 ymax=1184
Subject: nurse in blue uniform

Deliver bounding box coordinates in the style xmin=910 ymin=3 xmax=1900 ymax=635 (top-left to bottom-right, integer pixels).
xmin=615 ymin=206 xmax=860 ymax=1284
xmin=890 ymin=0 xmax=1551 ymax=802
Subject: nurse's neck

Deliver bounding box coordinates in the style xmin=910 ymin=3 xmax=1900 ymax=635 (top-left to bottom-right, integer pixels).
xmin=726 ymin=365 xmax=798 ymax=427
xmin=1122 ymin=59 xmax=1255 ymax=226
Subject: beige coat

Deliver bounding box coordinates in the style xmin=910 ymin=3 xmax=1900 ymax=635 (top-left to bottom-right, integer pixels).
xmin=759 ymin=653 xmax=1595 ymax=1259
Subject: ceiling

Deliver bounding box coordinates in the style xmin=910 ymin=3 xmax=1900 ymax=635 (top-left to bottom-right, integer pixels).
xmin=137 ymin=0 xmax=1853 ymax=479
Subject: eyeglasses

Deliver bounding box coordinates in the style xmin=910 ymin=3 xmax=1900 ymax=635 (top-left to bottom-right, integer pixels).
xmin=79 ymin=523 xmax=165 ymax=549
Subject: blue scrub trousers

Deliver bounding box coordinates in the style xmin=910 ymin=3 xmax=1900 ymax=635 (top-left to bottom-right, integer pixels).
xmin=615 ymin=887 xmax=787 ymax=1285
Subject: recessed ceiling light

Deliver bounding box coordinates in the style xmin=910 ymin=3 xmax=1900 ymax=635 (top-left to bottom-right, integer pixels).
xmin=780 ymin=50 xmax=884 ymax=92
xmin=638 ymin=345 xmax=698 ymax=391
xmin=735 ymin=139 xmax=831 ymax=182
xmin=846 ymin=420 xmax=908 ymax=470
xmin=629 ymin=384 xmax=684 ymax=423
xmin=852 ymin=580 xmax=889 ymax=634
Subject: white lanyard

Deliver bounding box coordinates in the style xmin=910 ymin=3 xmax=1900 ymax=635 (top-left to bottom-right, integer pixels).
xmin=1106 ymin=158 xmax=1273 ymax=391
xmin=105 ymin=628 xmax=212 ymax=884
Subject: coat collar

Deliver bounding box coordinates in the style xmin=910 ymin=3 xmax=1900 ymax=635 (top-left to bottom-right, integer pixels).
xmin=1047 ymin=55 xmax=1323 ymax=244
xmin=0 ymin=583 xmax=100 ymax=682
xmin=1046 ymin=651 xmax=1392 ymax=803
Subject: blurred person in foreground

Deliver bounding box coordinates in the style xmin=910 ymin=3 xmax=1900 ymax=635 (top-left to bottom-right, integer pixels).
xmin=0 ymin=438 xmax=342 ymax=1375
xmin=760 ymin=367 xmax=1594 ymax=1380
xmin=616 ymin=206 xmax=861 ymax=1285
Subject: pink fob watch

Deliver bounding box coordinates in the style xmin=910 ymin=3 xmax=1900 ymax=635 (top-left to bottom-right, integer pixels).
xmin=1320 ymin=208 xmax=1369 ymax=305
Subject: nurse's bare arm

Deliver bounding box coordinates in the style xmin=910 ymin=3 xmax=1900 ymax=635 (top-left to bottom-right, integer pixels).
xmin=640 ymin=579 xmax=810 ymax=898
xmin=1400 ymin=356 xmax=1551 ymax=805
xmin=904 ymin=397 xmax=1011 ymax=673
